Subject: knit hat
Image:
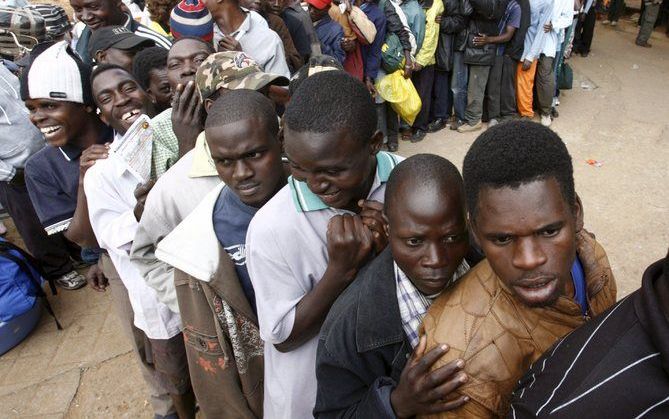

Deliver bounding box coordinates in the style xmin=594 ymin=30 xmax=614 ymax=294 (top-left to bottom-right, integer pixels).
xmin=306 ymin=0 xmax=332 ymax=10
xmin=20 ymin=41 xmax=93 ymax=105
xmin=195 ymin=51 xmax=289 ymax=100
xmin=170 ymin=0 xmax=214 ymax=42
xmin=25 ymin=4 xmax=72 ymax=40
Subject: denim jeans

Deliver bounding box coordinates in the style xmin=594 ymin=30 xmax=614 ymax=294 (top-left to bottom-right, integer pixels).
xmin=451 ymin=51 xmax=468 ymax=121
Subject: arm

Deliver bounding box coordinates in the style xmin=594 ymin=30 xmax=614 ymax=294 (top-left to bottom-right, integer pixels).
xmin=416 ymin=0 xmax=444 ymax=66
xmin=472 ymin=25 xmax=517 ymax=46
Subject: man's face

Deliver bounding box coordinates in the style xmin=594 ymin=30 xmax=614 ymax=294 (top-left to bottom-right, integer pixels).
xmin=387 ymin=184 xmax=469 ymax=296
xmin=147 ymin=67 xmax=172 ymax=112
xmin=96 ymin=47 xmax=136 ymax=71
xmin=240 ymin=0 xmax=262 ymax=12
xmin=167 ymin=39 xmax=211 ymax=90
xmin=472 ymin=178 xmax=583 ymax=308
xmin=24 ymin=99 xmax=88 ymax=148
xmin=308 ymin=4 xmax=328 ymax=22
xmin=70 ymin=0 xmax=124 ymax=31
xmin=284 ymin=127 xmax=381 ymax=212
xmin=207 ymin=118 xmax=285 ymax=207
xmin=92 ymin=68 xmax=155 ymax=134
xmin=265 ymin=0 xmax=284 ymax=14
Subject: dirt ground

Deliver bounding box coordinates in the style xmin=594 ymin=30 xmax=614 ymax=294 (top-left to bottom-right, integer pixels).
xmin=1 ymin=14 xmax=668 ymax=419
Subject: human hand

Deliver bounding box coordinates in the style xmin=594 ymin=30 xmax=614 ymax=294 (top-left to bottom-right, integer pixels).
xmin=472 ymin=33 xmax=489 ymax=46
xmin=413 ymin=62 xmax=424 ymax=72
xmin=364 ymin=77 xmax=377 ymax=98
xmin=358 ymin=200 xmax=387 ymax=254
xmin=435 ymin=14 xmax=442 ymax=24
xmin=578 ymin=12 xmax=586 ymax=22
xmin=80 ymin=143 xmax=110 ymax=178
xmin=218 ymin=35 xmax=242 ymax=52
xmin=86 ymin=261 xmax=108 ymax=292
xmin=341 ymin=37 xmax=357 ymax=52
xmin=390 ymin=336 xmax=469 ymax=418
xmin=133 ymin=180 xmax=156 ymax=221
xmin=171 ymin=81 xmax=204 ymax=156
xmin=326 ymin=214 xmax=374 ymax=282
xmin=522 ymin=59 xmax=533 ymax=71
xmin=544 ymin=21 xmax=553 ymax=32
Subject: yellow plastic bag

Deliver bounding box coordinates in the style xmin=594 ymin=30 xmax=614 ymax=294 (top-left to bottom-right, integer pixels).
xmin=376 ymin=70 xmax=422 ymax=126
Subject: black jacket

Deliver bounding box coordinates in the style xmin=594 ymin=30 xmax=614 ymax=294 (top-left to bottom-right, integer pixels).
xmin=436 ymin=0 xmax=472 ymax=70
xmin=464 ymin=0 xmax=509 ymax=65
xmin=509 ymin=256 xmax=669 ymax=418
xmin=382 ymin=0 xmax=414 ymax=53
xmin=314 ymin=248 xmax=411 ymax=418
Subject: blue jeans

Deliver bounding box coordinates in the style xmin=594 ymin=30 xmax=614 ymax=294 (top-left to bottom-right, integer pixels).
xmin=451 ymin=51 xmax=468 ymax=121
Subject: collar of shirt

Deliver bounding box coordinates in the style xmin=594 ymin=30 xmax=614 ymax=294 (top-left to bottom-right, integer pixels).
xmin=58 ymin=125 xmax=113 ymax=162
xmin=189 ymin=132 xmax=218 ymax=178
xmin=395 ymin=259 xmax=470 ymax=348
xmin=288 ymin=151 xmax=400 ymax=212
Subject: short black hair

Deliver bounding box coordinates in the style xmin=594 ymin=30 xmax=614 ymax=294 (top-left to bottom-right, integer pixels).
xmin=90 ymin=63 xmax=134 ymax=87
xmin=132 ymin=46 xmax=168 ymax=90
xmin=385 ymin=154 xmax=463 ymax=215
xmin=170 ymin=36 xmax=215 ymax=54
xmin=283 ymin=71 xmax=376 ymax=144
xmin=205 ymin=89 xmax=279 ymax=137
xmin=462 ymin=120 xmax=576 ymax=221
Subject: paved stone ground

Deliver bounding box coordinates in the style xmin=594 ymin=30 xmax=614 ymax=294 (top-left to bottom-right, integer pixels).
xmin=1 ymin=16 xmax=668 ymax=418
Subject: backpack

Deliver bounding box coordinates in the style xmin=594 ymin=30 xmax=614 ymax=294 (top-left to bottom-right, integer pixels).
xmin=0 ymin=237 xmax=61 ymax=328
xmin=381 ymin=32 xmax=405 ymax=73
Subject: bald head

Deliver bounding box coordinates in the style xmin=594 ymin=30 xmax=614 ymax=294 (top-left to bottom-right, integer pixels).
xmin=384 ymin=154 xmax=464 ymax=220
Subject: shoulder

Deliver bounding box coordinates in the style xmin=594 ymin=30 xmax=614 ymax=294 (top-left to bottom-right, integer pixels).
xmin=25 ymin=147 xmax=57 ymax=179
xmin=248 ymin=185 xmax=297 ymax=238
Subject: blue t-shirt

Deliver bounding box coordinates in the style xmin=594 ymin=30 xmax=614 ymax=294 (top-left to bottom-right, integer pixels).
xmin=497 ymin=0 xmax=522 ymax=55
xmin=213 ymin=187 xmax=259 ymax=314
xmin=571 ymin=257 xmax=587 ymax=315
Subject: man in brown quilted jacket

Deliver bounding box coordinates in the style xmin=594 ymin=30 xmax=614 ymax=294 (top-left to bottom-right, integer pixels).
xmin=420 ymin=121 xmax=617 ymax=418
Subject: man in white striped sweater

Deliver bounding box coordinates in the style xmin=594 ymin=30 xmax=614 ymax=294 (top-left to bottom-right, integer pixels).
xmin=70 ymin=0 xmax=172 ymax=65
xmin=510 ymin=250 xmax=669 ymax=418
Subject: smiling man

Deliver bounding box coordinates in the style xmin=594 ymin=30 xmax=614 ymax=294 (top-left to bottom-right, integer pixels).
xmin=246 ymin=70 xmax=401 ymax=418
xmin=315 ymin=154 xmax=479 ymax=418
xmin=420 ymin=120 xmax=617 ymax=418
xmin=155 ymin=90 xmax=287 ymax=417
xmin=70 ymin=0 xmax=171 ymax=65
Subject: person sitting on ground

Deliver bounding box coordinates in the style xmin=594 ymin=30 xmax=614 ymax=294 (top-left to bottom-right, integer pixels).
xmin=246 ymin=70 xmax=401 ymax=419
xmin=509 ymin=249 xmax=669 ymax=418
xmin=86 ymin=64 xmax=196 ymax=419
xmin=420 ymin=121 xmax=617 ymax=417
xmin=133 ymin=46 xmax=172 ymax=113
xmin=70 ymin=0 xmax=172 ymax=64
xmin=130 ymin=51 xmax=288 ymax=315
xmin=155 ymin=90 xmax=287 ymax=417
xmin=315 ymin=154 xmax=480 ymax=417
xmin=20 ymin=41 xmax=111 ymax=290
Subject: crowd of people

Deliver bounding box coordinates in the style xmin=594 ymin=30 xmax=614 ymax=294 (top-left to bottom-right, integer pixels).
xmin=1 ymin=0 xmax=668 ymax=417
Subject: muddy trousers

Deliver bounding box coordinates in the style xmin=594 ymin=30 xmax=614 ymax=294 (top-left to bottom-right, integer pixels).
xmin=101 ymin=254 xmax=176 ymax=417
xmin=464 ymin=64 xmax=491 ymax=124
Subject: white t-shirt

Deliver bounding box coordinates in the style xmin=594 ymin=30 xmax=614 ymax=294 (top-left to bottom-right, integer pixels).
xmin=246 ymin=152 xmax=401 ymax=418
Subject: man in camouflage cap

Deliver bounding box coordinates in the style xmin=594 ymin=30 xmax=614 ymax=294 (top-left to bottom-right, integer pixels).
xmin=195 ymin=50 xmax=289 ymax=110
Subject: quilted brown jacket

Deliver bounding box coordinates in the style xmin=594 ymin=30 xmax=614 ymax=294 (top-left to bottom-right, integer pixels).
xmin=174 ymin=246 xmax=264 ymax=418
xmin=420 ymin=230 xmax=617 ymax=418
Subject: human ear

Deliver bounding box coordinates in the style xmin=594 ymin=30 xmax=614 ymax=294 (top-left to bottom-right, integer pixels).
xmin=573 ymin=193 xmax=584 ymax=232
xmin=95 ymin=50 xmax=107 ymax=64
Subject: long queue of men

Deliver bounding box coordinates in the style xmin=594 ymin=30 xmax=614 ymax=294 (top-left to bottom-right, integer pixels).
xmin=1 ymin=0 xmax=669 ymax=418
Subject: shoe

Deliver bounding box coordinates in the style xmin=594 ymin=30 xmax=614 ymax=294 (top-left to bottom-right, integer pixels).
xmin=636 ymin=40 xmax=652 ymax=48
xmin=551 ymin=107 xmax=559 ymax=118
xmin=610 ymin=21 xmax=618 ymax=26
xmin=457 ymin=121 xmax=483 ymax=133
xmin=488 ymin=118 xmax=499 ymax=127
xmin=387 ymin=140 xmax=398 ymax=152
xmin=580 ymin=51 xmax=589 ymax=57
xmin=450 ymin=119 xmax=465 ymax=130
xmin=411 ymin=130 xmax=427 ymax=143
xmin=541 ymin=114 xmax=552 ymax=127
xmin=55 ymin=270 xmax=87 ymax=290
xmin=427 ymin=118 xmax=447 ymax=133
xmin=602 ymin=19 xmax=610 ymax=25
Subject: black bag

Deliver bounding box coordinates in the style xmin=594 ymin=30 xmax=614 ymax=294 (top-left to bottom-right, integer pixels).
xmin=558 ymin=62 xmax=573 ymax=90
xmin=0 ymin=6 xmax=46 ymax=59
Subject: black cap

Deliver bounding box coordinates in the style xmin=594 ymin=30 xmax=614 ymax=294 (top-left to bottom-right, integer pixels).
xmin=88 ymin=26 xmax=155 ymax=59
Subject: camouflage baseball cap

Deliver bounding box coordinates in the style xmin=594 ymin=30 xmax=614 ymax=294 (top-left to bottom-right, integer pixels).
xmin=195 ymin=51 xmax=289 ymax=100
